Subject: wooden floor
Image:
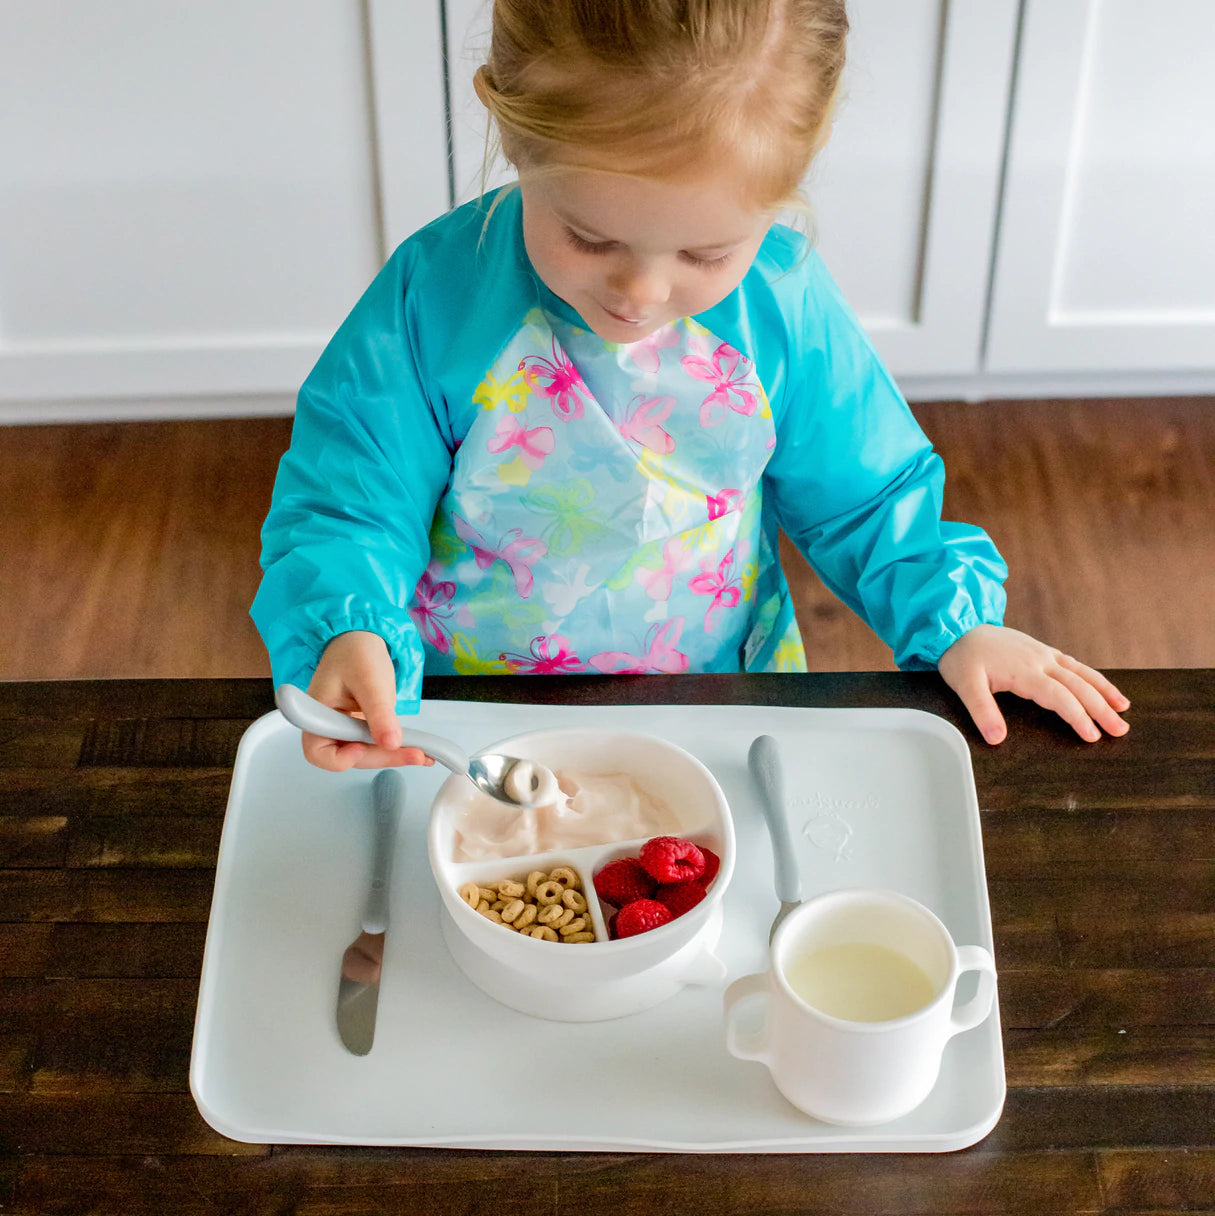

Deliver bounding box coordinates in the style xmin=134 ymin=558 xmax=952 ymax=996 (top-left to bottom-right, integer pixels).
xmin=1 ymin=397 xmax=1212 ymax=681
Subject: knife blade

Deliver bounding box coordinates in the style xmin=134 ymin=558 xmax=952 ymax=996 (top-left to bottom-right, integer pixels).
xmin=336 ymin=768 xmax=406 ymax=1055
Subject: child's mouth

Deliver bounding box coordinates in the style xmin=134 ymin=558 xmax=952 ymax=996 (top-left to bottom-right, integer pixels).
xmin=604 ymin=307 xmax=647 ymax=325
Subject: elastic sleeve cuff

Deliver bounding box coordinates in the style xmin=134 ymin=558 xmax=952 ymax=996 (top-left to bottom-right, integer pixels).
xmin=263 ymin=610 xmax=425 ymax=715
xmin=895 ymin=603 xmax=1006 ymax=672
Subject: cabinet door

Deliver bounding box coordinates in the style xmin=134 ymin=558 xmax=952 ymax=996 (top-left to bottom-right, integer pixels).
xmin=443 ymin=0 xmax=1017 ymax=379
xmin=810 ymin=0 xmax=1017 ymax=376
xmin=986 ymin=0 xmax=1215 ymax=373
xmin=0 ymin=1 xmax=448 ymax=409
xmin=445 ymin=0 xmax=511 ymax=203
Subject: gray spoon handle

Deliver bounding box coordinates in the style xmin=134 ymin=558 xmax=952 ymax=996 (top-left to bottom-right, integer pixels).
xmin=748 ymin=734 xmax=803 ymax=904
xmin=275 ymin=684 xmax=470 ymax=775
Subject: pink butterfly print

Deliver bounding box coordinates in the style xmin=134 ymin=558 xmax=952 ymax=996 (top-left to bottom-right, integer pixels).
xmin=486 ymin=414 xmax=556 ymax=469
xmin=706 ymin=487 xmax=743 ymax=521
xmin=637 ymin=536 xmax=694 ymax=601
xmin=626 ymin=324 xmax=681 ymax=374
xmin=689 ymin=547 xmax=742 ymax=632
xmin=452 ymin=514 xmax=547 ymax=599
xmin=589 ymin=617 xmax=690 ymax=675
xmin=519 ymin=338 xmax=589 ymax=422
xmin=616 ymin=394 xmax=676 ymax=455
xmin=499 ymin=634 xmax=585 ymax=675
xmin=409 ymin=568 xmax=457 ymax=654
xmin=681 ymin=342 xmax=760 ymax=427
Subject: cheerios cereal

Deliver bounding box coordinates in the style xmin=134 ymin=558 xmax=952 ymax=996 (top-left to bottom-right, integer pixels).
xmin=458 ymin=867 xmax=598 ymax=944
xmin=548 ymin=866 xmax=581 ymax=890
xmin=534 ymin=880 xmax=564 ymax=905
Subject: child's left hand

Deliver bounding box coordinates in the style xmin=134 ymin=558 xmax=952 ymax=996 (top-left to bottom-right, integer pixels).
xmin=938 ymin=624 xmax=1130 ymax=745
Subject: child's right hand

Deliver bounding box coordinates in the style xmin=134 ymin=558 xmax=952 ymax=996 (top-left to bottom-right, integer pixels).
xmin=302 ymin=630 xmax=435 ymax=772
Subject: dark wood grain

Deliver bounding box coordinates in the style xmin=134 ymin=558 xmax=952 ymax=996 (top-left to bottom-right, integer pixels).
xmin=0 ymin=671 xmax=1211 ymax=1215
xmin=9 ymin=1150 xmax=1110 ymax=1216
xmin=1100 ymin=1148 xmax=1215 ymax=1211
xmin=0 ymin=923 xmax=208 ymax=978
xmin=1005 ymin=1029 xmax=1215 ymax=1087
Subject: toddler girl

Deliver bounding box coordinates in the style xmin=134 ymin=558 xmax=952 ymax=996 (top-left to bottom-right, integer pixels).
xmin=253 ymin=0 xmax=1129 ymax=772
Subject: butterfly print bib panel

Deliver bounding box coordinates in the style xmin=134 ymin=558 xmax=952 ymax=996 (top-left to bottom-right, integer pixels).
xmin=409 ymin=306 xmax=800 ymax=677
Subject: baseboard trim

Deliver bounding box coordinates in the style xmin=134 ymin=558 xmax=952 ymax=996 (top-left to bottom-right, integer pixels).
xmin=2 ymin=369 xmax=1213 ymax=426
xmin=0 ymin=394 xmax=297 ymax=426
xmin=899 ymin=370 xmax=1215 ymax=402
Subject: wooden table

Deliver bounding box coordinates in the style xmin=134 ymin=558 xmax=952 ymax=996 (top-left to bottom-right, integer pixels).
xmin=1 ymin=672 xmax=1211 ymax=1214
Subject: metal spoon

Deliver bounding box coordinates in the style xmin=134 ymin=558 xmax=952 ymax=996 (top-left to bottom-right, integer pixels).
xmin=274 ymin=684 xmax=557 ymax=807
xmin=747 ymin=734 xmax=804 ymax=942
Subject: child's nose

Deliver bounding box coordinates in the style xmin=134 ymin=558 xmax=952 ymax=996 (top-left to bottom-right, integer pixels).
xmin=608 ymin=259 xmax=670 ymax=309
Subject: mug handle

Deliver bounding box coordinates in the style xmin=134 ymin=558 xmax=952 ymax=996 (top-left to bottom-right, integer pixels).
xmin=723 ymin=972 xmax=771 ymax=1062
xmin=949 ymin=945 xmax=998 ymax=1034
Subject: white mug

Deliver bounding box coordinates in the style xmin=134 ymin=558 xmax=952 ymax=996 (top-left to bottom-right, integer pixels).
xmin=724 ymin=888 xmax=997 ymax=1125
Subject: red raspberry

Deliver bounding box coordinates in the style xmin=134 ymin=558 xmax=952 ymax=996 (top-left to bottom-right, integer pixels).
xmin=594 ymin=857 xmax=656 ymax=908
xmin=639 ymin=836 xmax=705 ymax=884
xmin=655 ymin=880 xmax=707 ymax=919
xmin=614 ymin=898 xmax=672 ymax=938
xmin=699 ymin=847 xmax=721 ymax=886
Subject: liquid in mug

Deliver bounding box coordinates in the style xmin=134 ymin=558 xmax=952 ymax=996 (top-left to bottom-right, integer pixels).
xmin=783 ymin=942 xmax=938 ymax=1022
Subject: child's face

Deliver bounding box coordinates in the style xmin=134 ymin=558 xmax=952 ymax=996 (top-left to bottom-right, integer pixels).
xmin=519 ymin=166 xmax=772 ymax=343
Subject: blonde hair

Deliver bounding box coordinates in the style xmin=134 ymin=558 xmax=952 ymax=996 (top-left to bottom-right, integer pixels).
xmin=474 ymin=0 xmax=847 ymax=210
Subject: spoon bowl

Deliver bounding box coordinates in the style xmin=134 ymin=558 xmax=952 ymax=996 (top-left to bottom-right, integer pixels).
xmin=274 ymin=684 xmax=556 ymax=807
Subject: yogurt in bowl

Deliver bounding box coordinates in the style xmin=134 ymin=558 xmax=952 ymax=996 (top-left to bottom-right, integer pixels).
xmin=428 ymin=727 xmax=735 ymax=1021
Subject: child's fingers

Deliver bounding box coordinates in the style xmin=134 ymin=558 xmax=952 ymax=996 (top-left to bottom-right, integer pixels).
xmin=950 ymin=673 xmax=1008 ymax=745
xmin=301 ymin=730 xmax=433 ymax=772
xmin=1026 ymin=676 xmax=1101 ymax=742
xmin=1051 ymin=666 xmax=1130 ymax=737
xmin=353 ymin=688 xmax=403 ymax=752
xmin=348 ymin=745 xmax=434 ymax=770
xmin=303 ymin=733 xmax=367 ymax=772
xmin=1057 ymin=654 xmax=1131 ymax=712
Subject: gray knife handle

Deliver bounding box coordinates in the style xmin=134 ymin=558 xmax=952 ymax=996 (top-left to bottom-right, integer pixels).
xmin=275 ymin=684 xmax=471 ymax=774
xmin=363 ymin=769 xmax=406 ymax=935
xmin=748 ymin=735 xmax=803 ymax=904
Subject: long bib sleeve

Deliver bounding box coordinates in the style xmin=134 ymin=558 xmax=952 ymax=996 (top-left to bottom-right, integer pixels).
xmin=757 ymin=237 xmax=1008 ymax=669
xmin=252 ymin=241 xmax=454 ymax=710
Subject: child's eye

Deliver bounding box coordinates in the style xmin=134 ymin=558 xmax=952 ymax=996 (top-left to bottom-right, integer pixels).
xmin=564 ymin=228 xmax=614 ymax=255
xmin=681 ymin=250 xmax=733 ymax=271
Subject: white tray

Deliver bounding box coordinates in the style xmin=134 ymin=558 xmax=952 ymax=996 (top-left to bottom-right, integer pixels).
xmin=190 ymin=701 xmax=1004 ymax=1151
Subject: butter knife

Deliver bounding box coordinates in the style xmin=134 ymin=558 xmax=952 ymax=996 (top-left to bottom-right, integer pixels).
xmin=336 ymin=769 xmax=405 ymax=1055
xmin=747 ymin=735 xmax=804 ymax=942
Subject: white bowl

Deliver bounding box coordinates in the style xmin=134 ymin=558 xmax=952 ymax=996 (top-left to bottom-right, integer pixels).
xmin=428 ymin=727 xmax=735 ymax=1021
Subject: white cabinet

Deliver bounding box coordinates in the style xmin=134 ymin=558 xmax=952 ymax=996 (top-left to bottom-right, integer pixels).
xmin=0 ymin=0 xmax=448 ymax=415
xmin=445 ymin=0 xmax=510 ymax=203
xmin=809 ymin=0 xmax=1018 ymax=377
xmin=985 ymin=0 xmax=1215 ymax=375
xmin=3 ymin=0 xmax=1212 ymax=419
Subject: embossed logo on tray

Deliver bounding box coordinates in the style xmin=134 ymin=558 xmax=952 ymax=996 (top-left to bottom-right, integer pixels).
xmin=788 ymin=791 xmax=878 ymax=862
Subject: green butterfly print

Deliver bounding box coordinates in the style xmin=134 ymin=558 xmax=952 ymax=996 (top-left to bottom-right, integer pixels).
xmin=520 ymin=479 xmax=607 ymax=557
xmin=430 ymin=513 xmax=469 ymax=566
xmin=467 ymin=564 xmax=546 ymax=632
xmin=604 ymin=538 xmax=664 ymax=592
